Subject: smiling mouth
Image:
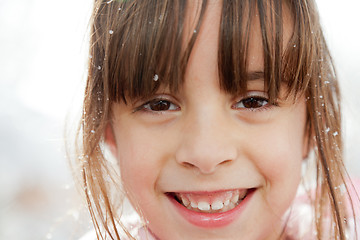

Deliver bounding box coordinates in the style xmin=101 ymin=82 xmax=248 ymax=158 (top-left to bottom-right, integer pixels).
xmin=168 ymin=189 xmax=253 ymax=214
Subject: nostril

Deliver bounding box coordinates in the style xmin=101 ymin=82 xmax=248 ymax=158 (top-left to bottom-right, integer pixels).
xmin=179 ymin=158 xmax=232 ymax=174
xmin=220 ymin=159 xmax=232 ymax=165
xmin=182 ymin=162 xmax=196 ymax=169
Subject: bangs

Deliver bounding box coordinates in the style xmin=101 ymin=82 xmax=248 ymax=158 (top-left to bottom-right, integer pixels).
xmin=93 ymin=0 xmax=317 ymax=104
xmin=220 ymin=0 xmax=315 ymax=102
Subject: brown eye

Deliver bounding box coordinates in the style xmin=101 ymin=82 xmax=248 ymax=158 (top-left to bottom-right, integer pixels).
xmin=233 ymin=97 xmax=268 ymax=109
xmin=143 ymin=99 xmax=179 ymax=112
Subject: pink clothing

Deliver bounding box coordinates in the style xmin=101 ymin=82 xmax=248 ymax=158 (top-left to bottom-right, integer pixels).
xmin=286 ymin=179 xmax=360 ymax=239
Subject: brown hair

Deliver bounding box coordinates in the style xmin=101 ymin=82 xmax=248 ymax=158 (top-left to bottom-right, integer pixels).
xmin=71 ymin=0 xmax=358 ymax=239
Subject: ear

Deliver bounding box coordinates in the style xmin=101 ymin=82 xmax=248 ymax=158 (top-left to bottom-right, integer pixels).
xmin=105 ymin=123 xmax=118 ymax=158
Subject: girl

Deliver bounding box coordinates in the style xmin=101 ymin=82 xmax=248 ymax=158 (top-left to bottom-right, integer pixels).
xmin=72 ymin=0 xmax=359 ymax=239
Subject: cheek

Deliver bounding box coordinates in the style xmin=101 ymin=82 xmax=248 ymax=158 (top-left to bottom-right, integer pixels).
xmin=259 ymin=128 xmax=303 ymax=179
xmin=254 ymin=105 xmax=306 ymax=184
xmin=117 ymin=134 xmax=156 ymax=190
xmin=246 ymin=117 xmax=305 ymax=210
xmin=114 ymin=125 xmax=173 ymax=205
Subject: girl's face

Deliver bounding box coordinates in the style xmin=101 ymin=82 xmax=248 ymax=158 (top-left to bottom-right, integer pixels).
xmin=106 ymin=2 xmax=308 ymax=239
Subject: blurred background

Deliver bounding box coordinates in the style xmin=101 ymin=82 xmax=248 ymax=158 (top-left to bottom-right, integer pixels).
xmin=0 ymin=0 xmax=359 ymax=239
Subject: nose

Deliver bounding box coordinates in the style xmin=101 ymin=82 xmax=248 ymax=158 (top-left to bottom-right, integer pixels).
xmin=175 ymin=109 xmax=238 ymax=174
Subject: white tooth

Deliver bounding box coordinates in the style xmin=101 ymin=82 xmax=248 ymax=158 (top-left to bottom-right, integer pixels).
xmin=198 ymin=201 xmax=210 ymax=211
xmin=224 ymin=199 xmax=230 ymax=206
xmin=190 ymin=201 xmax=198 ymax=208
xmin=223 ymin=202 xmax=235 ymax=212
xmin=211 ymin=200 xmax=224 ymax=210
xmin=231 ymin=193 xmax=239 ymax=204
xmin=222 ymin=203 xmax=230 ymax=212
xmin=182 ymin=197 xmax=190 ymax=207
xmin=229 ymin=202 xmax=235 ymax=209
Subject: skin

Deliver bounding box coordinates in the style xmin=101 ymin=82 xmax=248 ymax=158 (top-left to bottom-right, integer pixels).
xmin=106 ymin=1 xmax=308 ymax=239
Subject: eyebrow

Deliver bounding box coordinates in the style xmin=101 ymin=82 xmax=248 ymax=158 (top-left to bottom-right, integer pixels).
xmin=247 ymin=71 xmax=264 ymax=81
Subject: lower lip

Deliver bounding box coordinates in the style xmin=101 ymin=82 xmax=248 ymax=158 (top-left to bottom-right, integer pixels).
xmin=168 ymin=189 xmax=255 ymax=228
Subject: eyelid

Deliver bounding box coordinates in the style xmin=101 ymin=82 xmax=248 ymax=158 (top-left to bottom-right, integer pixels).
xmin=232 ymin=91 xmax=277 ymax=111
xmin=233 ymin=91 xmax=269 ymax=102
xmin=133 ymin=94 xmax=180 ymax=113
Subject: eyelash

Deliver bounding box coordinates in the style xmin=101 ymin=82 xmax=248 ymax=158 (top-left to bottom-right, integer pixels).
xmin=133 ymin=97 xmax=180 ymax=114
xmin=232 ymin=94 xmax=278 ymax=112
xmin=133 ymin=93 xmax=277 ymax=114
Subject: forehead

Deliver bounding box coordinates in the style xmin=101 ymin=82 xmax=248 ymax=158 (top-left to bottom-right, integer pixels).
xmin=246 ymin=3 xmax=295 ymax=72
xmin=183 ymin=0 xmax=295 ymax=92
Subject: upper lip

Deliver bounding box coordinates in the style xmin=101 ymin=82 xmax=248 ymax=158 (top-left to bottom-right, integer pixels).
xmin=165 ymin=187 xmax=255 ymax=194
xmin=166 ymin=188 xmax=253 ymax=204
